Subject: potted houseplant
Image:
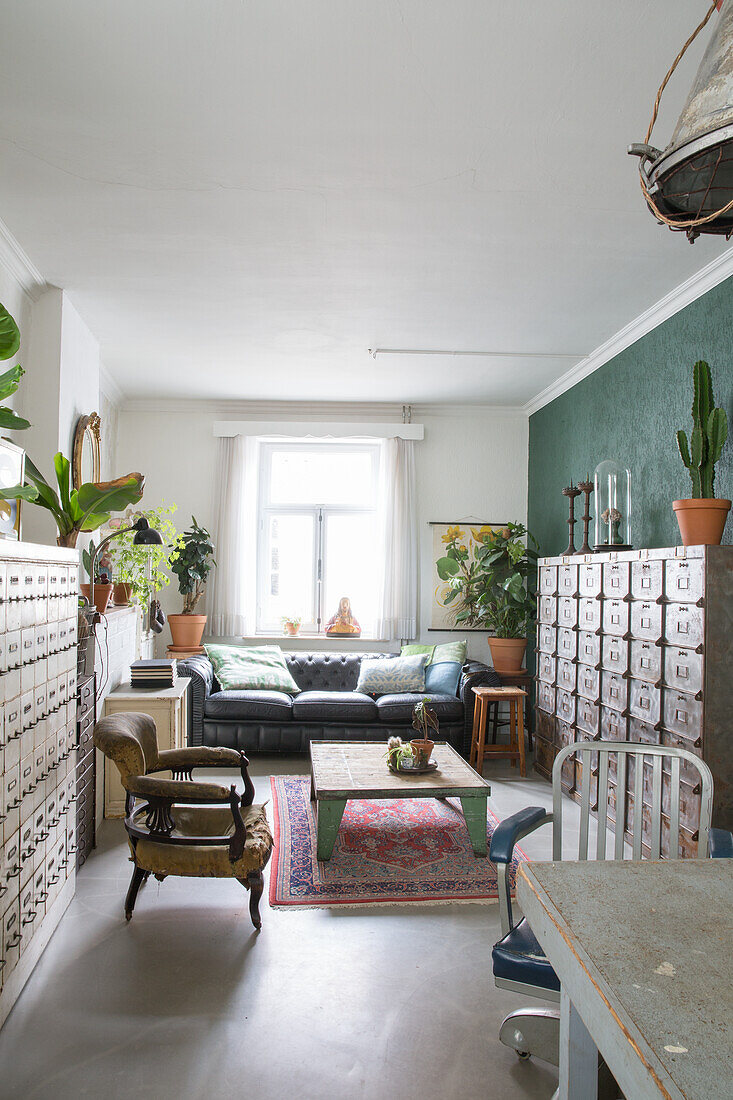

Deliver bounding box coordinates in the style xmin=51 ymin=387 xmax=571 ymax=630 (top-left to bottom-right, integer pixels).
xmin=411 ymin=697 xmax=439 ymax=767
xmin=674 ymin=360 xmax=730 ymax=545
xmin=438 ymin=522 xmax=537 ymax=673
xmin=168 ymin=517 xmax=216 ymax=649
xmin=107 ymin=502 xmax=177 ymax=607
xmin=0 ymin=450 xmax=144 ymax=548
xmin=81 ymin=538 xmax=113 ymax=614
xmin=0 ymin=302 xmax=31 ymax=431
xmin=282 ymin=614 xmax=301 ymax=636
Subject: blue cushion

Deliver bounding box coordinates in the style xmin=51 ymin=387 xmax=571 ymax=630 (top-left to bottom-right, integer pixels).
xmin=425 ymin=660 xmax=462 ymax=696
xmin=492 ymin=918 xmax=560 ymax=993
xmin=356 ymin=654 xmax=429 ymax=695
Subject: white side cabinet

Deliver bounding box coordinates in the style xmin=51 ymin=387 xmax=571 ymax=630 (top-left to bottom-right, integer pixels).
xmin=0 ymin=541 xmax=79 ymax=1028
xmin=103 ymin=678 xmax=190 ymax=818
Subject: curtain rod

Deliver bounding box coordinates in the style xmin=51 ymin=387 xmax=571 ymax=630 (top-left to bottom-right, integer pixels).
xmin=213 ymin=420 xmax=424 ymax=440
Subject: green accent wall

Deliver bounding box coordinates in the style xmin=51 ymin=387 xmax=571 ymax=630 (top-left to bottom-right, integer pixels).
xmin=528 ymin=275 xmax=733 ymax=558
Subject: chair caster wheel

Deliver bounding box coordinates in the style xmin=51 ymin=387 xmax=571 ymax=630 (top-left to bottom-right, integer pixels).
xmin=516 ymin=1050 xmax=531 ymax=1061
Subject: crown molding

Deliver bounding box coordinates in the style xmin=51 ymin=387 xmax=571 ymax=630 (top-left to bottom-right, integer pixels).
xmin=99 ymin=364 xmax=125 ymax=405
xmin=0 ymin=217 xmax=47 ymax=302
xmin=523 ymin=245 xmax=733 ymax=417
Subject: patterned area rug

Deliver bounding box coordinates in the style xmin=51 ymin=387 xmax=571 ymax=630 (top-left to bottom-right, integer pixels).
xmin=269 ymin=775 xmax=527 ymax=908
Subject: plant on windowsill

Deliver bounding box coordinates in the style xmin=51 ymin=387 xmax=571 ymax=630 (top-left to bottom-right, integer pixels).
xmin=106 ymin=502 xmax=178 ymax=608
xmin=80 ymin=538 xmax=113 ymax=614
xmin=437 ymin=522 xmax=537 ymax=673
xmin=167 ymin=517 xmax=216 ymax=649
xmin=674 ymin=360 xmax=730 ymax=546
xmin=282 ymin=614 xmax=301 ymax=636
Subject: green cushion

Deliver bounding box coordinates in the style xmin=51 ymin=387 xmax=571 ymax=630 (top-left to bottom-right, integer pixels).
xmin=401 ymin=640 xmax=467 ymax=666
xmin=204 ymin=644 xmax=301 ymax=694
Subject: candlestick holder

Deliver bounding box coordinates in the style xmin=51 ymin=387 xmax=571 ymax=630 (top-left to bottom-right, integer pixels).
xmin=576 ymin=478 xmax=594 ymax=555
xmin=562 ymin=482 xmax=581 ymax=556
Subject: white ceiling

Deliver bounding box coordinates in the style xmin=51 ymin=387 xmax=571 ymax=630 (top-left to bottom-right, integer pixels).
xmin=0 ymin=1 xmax=729 ymax=405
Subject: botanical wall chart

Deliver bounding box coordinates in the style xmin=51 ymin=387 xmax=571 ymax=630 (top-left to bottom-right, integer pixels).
xmin=429 ymin=521 xmax=504 ymax=630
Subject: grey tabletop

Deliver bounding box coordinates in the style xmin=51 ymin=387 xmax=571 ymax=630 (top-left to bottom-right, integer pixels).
xmin=517 ymin=859 xmax=733 ymax=1100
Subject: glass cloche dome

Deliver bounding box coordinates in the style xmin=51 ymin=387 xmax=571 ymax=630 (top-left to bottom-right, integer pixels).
xmin=593 ymin=460 xmax=632 ymax=551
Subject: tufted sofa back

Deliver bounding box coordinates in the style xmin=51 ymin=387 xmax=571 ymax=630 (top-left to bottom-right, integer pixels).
xmin=284 ymin=652 xmax=393 ymax=692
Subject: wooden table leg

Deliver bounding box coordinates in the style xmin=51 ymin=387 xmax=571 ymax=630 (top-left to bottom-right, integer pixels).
xmin=460 ymin=795 xmax=487 ymax=857
xmin=491 ymin=700 xmax=499 ymax=744
xmin=316 ymin=798 xmax=347 ymax=861
xmin=509 ymin=700 xmax=517 ymax=768
xmin=476 ymin=696 xmax=488 ymax=774
xmin=517 ymin=697 xmax=526 ymax=777
xmin=470 ymin=691 xmax=482 ymax=766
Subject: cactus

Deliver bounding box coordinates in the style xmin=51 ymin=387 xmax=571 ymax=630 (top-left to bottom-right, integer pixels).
xmin=676 ymin=360 xmax=728 ymax=498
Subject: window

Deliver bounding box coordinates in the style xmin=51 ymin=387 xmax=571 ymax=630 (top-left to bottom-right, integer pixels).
xmin=256 ymin=441 xmax=381 ymax=636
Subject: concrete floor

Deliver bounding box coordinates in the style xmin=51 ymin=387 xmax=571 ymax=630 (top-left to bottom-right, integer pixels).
xmin=0 ymin=756 xmax=596 ymax=1100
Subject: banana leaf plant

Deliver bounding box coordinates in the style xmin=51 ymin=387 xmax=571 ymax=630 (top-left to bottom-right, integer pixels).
xmin=0 ymin=451 xmax=145 ymax=548
xmin=0 ymin=302 xmax=31 ymax=431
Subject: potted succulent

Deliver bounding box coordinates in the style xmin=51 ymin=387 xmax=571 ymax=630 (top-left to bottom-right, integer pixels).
xmin=411 ymin=697 xmax=439 ymax=767
xmin=107 ymin=502 xmax=178 ymax=607
xmin=438 ymin=522 xmax=538 ymax=673
xmin=282 ymin=614 xmax=301 ymax=636
xmin=80 ymin=538 xmax=113 ymax=614
xmin=168 ymin=517 xmax=216 ymax=649
xmin=385 ymin=736 xmax=415 ymax=772
xmin=674 ymin=360 xmax=730 ymax=545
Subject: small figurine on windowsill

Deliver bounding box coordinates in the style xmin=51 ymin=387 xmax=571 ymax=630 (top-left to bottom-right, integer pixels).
xmin=325 ymin=596 xmax=361 ymax=637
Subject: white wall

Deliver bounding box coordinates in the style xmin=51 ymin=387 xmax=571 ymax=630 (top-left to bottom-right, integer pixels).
xmin=115 ymin=400 xmax=528 ymax=660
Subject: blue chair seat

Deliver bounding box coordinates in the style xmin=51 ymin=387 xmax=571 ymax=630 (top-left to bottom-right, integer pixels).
xmin=492 ymin=917 xmax=561 ymax=994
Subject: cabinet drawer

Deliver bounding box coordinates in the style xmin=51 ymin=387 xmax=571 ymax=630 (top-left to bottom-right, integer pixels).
xmin=78 ymin=677 xmax=95 ymax=717
xmin=537 ymin=624 xmax=556 ymax=656
xmin=578 ymin=562 xmax=602 ymax=597
xmin=535 ymin=708 xmax=555 ymax=744
xmin=631 ymin=559 xmax=663 ymax=601
xmin=603 ymin=599 xmax=629 ymax=637
xmin=601 ymin=705 xmax=628 ymax=741
xmin=601 ymin=673 xmax=627 ymax=713
xmin=558 ymin=564 xmax=578 ymax=597
xmin=576 ymin=630 xmax=601 ymax=668
xmin=603 ymin=561 xmax=630 ymax=597
xmin=557 ymin=688 xmax=576 ymax=725
xmin=534 ymin=735 xmax=555 ymax=778
xmin=578 ymin=597 xmax=602 ymax=633
xmin=557 ymin=657 xmax=576 ymax=692
xmin=538 ymin=595 xmax=557 ymax=625
xmin=576 ymin=695 xmax=600 ymax=737
xmin=665 ymin=558 xmax=704 ymax=604
xmin=6 ymin=631 xmax=21 ymax=670
xmin=601 ymin=636 xmax=628 ymax=675
xmin=663 ymin=690 xmax=703 ymax=740
xmin=536 ymin=681 xmax=556 ymax=714
xmin=628 ymin=715 xmax=660 ymax=745
xmin=538 ymin=565 xmax=558 ymax=595
xmin=556 ymin=627 xmax=577 ymax=661
xmin=630 ymin=640 xmax=662 ymax=685
xmin=630 ymin=601 xmax=664 ymax=642
xmin=663 ymin=647 xmax=703 ymax=695
xmin=557 ymin=597 xmax=578 ymax=629
xmin=537 ymin=652 xmax=556 ymax=685
xmin=576 ymin=663 xmax=600 ymax=702
xmin=628 ymin=678 xmax=661 ymax=727
xmin=665 ymin=603 xmax=704 ymax=651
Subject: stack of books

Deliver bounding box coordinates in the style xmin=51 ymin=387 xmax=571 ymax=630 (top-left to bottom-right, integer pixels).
xmin=130 ymin=659 xmax=178 ymax=689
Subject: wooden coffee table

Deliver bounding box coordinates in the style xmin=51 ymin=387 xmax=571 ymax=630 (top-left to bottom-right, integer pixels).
xmin=309 ymin=741 xmax=491 ymax=860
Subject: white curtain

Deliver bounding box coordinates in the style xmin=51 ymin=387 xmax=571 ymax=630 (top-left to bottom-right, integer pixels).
xmin=376 ymin=437 xmax=418 ymax=641
xmin=208 ymin=435 xmax=257 ymax=637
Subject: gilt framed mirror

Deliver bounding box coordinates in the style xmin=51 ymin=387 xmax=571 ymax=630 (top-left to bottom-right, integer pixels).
xmin=72 ymin=412 xmax=101 ymax=489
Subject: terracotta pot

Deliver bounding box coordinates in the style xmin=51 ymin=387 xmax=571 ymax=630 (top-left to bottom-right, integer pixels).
xmin=112 ymin=582 xmax=133 ymax=607
xmin=410 ymin=738 xmax=435 ymax=767
xmin=284 ymin=622 xmax=301 ymax=636
xmin=672 ymin=498 xmax=731 ymax=546
xmin=488 ymin=636 xmax=527 ymax=673
xmin=169 ymin=613 xmax=207 ymax=649
xmin=80 ymin=583 xmax=112 ymax=615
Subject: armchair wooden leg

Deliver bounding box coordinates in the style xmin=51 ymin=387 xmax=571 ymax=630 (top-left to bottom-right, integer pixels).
xmin=125 ymin=865 xmax=147 ymax=922
xmin=246 ymin=871 xmax=265 ymax=929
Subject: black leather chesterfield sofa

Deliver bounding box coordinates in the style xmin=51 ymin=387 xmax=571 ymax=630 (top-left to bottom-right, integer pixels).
xmin=177 ymin=651 xmax=500 ymax=758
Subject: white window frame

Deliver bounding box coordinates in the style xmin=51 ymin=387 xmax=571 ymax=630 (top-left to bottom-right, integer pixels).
xmin=256 ymin=440 xmax=381 ymax=635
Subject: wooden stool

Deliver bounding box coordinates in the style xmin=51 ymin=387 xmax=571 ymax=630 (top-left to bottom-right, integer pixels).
xmin=495 ymin=669 xmax=533 ymax=752
xmin=470 ymin=686 xmax=527 ymax=778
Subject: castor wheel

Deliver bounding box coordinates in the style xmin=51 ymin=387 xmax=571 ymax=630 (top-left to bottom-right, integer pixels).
xmin=515 ymin=1050 xmax=531 ymax=1061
